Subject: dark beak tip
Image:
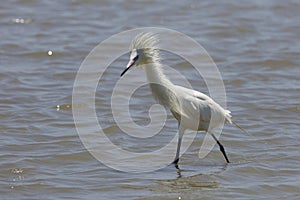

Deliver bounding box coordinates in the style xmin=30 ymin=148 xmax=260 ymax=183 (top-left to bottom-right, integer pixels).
xmin=120 ymin=66 xmax=130 ymax=77
xmin=120 ymin=60 xmax=135 ymax=77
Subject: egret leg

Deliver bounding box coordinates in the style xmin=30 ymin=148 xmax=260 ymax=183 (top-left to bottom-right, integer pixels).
xmin=211 ymin=133 xmax=230 ymax=163
xmin=172 ymin=126 xmax=185 ymax=165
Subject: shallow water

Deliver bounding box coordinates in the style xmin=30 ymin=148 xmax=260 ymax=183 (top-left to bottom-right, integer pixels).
xmin=1 ymin=0 xmax=300 ymax=199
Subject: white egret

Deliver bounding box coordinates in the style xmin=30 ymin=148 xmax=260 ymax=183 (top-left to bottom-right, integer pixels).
xmin=120 ymin=33 xmax=245 ymax=165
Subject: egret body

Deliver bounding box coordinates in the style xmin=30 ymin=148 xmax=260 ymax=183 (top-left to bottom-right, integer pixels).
xmin=121 ymin=33 xmax=232 ymax=164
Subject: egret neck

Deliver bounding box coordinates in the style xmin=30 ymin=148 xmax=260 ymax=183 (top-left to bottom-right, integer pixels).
xmin=143 ymin=62 xmax=176 ymax=109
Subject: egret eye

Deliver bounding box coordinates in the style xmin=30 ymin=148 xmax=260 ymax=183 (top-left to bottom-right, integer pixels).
xmin=133 ymin=54 xmax=139 ymax=61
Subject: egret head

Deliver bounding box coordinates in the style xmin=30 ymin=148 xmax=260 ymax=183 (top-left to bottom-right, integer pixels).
xmin=121 ymin=32 xmax=160 ymax=77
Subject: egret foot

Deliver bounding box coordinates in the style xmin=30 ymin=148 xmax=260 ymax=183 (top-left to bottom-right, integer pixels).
xmin=172 ymin=158 xmax=179 ymax=165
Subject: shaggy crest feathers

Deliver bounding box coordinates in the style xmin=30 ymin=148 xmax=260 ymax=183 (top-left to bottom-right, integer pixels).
xmin=129 ymin=32 xmax=161 ymax=63
xmin=130 ymin=32 xmax=160 ymax=50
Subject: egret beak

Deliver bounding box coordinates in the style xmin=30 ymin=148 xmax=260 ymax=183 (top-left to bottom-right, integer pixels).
xmin=120 ymin=59 xmax=135 ymax=77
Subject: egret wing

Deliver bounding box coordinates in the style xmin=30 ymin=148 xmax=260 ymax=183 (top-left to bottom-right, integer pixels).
xmin=173 ymin=85 xmax=232 ymax=124
xmin=170 ymin=85 xmax=212 ymax=122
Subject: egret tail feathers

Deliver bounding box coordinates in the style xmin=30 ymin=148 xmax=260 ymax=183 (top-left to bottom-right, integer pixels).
xmin=225 ymin=110 xmax=232 ymax=124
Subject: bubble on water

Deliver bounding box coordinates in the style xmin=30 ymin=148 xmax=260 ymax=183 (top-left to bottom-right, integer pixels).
xmin=11 ymin=168 xmax=23 ymax=174
xmin=12 ymin=18 xmax=32 ymax=24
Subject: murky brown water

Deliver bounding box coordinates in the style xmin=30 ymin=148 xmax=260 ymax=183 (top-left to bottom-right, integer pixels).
xmin=1 ymin=0 xmax=300 ymax=199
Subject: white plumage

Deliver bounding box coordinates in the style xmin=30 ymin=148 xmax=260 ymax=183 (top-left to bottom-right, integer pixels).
xmin=121 ymin=32 xmax=234 ymax=164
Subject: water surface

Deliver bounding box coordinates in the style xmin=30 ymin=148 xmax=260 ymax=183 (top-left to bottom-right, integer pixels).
xmin=1 ymin=0 xmax=300 ymax=199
